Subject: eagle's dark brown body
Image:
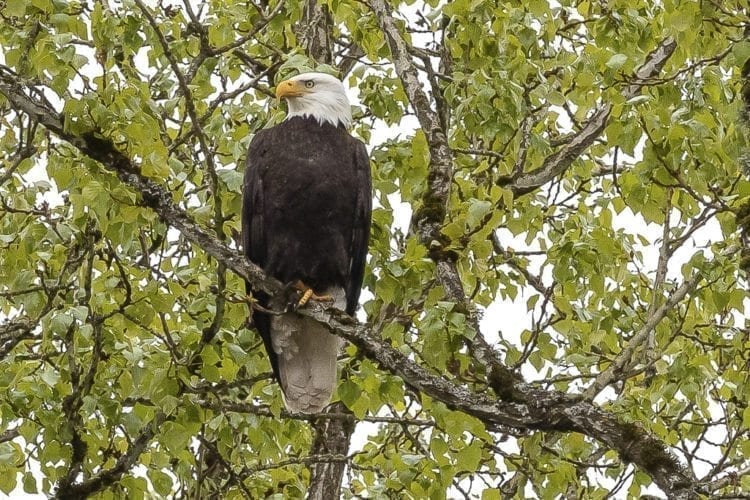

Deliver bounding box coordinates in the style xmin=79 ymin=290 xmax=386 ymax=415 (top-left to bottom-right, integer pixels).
xmin=242 ymin=115 xmax=371 ymax=412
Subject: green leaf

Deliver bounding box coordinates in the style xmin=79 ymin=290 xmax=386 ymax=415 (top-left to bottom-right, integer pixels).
xmin=0 ymin=470 xmax=17 ymax=495
xmin=4 ymin=0 xmax=26 ymax=17
xmin=22 ymin=471 xmax=37 ymax=494
xmin=455 ymin=440 xmax=482 ymax=472
xmin=148 ymin=469 xmax=173 ymax=496
xmin=466 ymin=199 xmax=492 ymax=228
xmin=482 ymin=489 xmax=501 ymax=500
xmin=605 ymin=53 xmax=628 ymax=69
xmin=338 ymin=380 xmax=361 ymax=409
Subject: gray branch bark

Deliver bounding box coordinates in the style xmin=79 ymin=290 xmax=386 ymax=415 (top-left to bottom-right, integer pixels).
xmin=296 ymin=0 xmax=333 ymax=65
xmin=307 ymin=402 xmax=355 ymax=500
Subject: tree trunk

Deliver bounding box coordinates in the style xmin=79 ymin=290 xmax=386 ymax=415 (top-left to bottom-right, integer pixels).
xmin=307 ymin=403 xmax=355 ymax=500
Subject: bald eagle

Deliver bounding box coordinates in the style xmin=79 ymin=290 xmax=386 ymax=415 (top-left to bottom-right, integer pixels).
xmin=242 ymin=72 xmax=371 ymax=413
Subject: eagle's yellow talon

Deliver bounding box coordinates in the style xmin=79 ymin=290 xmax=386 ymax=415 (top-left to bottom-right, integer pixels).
xmin=293 ymin=280 xmax=333 ymax=308
xmin=298 ymin=288 xmax=314 ymax=308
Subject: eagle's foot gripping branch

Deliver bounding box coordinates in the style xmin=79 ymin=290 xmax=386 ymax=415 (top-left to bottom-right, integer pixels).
xmin=291 ymin=280 xmax=333 ymax=309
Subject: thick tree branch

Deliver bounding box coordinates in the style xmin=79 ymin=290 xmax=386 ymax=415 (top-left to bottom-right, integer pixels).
xmin=307 ymin=402 xmax=354 ymax=500
xmin=297 ymin=0 xmax=333 ymax=64
xmin=365 ymin=0 xmax=452 ymax=248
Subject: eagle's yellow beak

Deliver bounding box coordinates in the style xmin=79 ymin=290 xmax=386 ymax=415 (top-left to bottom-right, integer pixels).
xmin=275 ymin=79 xmax=307 ymax=100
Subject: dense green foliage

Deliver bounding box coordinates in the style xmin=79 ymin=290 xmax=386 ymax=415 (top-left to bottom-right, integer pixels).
xmin=0 ymin=0 xmax=748 ymax=498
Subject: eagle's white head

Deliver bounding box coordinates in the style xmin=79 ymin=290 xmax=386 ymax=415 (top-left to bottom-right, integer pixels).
xmin=275 ymin=72 xmax=352 ymax=129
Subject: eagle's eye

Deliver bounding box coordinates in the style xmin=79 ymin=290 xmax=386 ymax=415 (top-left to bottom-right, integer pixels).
xmin=305 ymin=80 xmax=315 ymax=89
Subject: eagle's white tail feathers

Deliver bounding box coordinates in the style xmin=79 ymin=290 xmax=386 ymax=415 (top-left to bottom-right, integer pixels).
xmin=270 ymin=287 xmax=345 ymax=413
